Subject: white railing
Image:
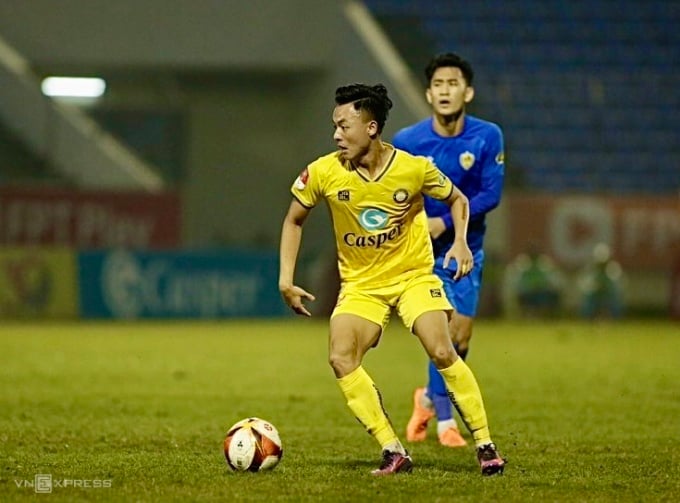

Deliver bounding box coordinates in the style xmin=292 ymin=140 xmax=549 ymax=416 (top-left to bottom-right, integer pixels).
xmin=344 ymin=0 xmax=429 ymax=119
xmin=0 ymin=34 xmax=164 ymax=191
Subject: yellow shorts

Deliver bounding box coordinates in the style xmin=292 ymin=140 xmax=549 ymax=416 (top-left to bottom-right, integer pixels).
xmin=331 ymin=273 xmax=453 ymax=332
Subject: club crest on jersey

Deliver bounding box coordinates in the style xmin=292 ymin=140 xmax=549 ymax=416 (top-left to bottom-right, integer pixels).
xmin=294 ymin=168 xmax=309 ymax=190
xmin=430 ymin=289 xmax=442 ymax=298
xmin=359 ymin=208 xmax=388 ymax=231
xmin=459 ymin=151 xmax=475 ymax=170
xmin=338 ymin=190 xmax=350 ymax=201
xmin=393 ymin=189 xmax=409 ymax=204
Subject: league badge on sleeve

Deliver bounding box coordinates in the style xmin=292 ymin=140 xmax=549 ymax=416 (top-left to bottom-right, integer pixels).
xmin=294 ymin=168 xmax=310 ymax=190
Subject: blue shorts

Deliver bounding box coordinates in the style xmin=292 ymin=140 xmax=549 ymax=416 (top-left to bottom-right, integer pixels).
xmin=433 ymin=248 xmax=485 ymax=317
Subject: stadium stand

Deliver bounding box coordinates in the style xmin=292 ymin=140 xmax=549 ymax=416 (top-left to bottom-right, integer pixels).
xmin=364 ymin=0 xmax=680 ymax=193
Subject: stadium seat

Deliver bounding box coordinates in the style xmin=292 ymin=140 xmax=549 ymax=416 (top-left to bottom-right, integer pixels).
xmin=364 ymin=0 xmax=680 ymax=193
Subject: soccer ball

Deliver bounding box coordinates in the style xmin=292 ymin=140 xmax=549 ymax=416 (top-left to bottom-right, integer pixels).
xmin=223 ymin=417 xmax=283 ymax=472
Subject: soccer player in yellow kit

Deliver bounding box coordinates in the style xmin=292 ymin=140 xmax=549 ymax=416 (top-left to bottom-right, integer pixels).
xmin=279 ymin=83 xmax=505 ymax=476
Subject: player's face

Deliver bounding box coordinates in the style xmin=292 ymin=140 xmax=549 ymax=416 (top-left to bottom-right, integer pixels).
xmin=426 ymin=67 xmax=474 ymax=118
xmin=332 ymin=103 xmax=376 ymax=162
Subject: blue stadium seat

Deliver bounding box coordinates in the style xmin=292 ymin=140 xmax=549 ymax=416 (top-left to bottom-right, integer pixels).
xmin=364 ymin=0 xmax=680 ymax=193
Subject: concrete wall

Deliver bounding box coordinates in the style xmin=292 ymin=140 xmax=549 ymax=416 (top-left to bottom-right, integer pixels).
xmin=0 ymin=0 xmax=334 ymax=70
xmin=0 ymin=0 xmax=422 ymax=257
xmin=4 ymin=1 xmax=670 ymax=315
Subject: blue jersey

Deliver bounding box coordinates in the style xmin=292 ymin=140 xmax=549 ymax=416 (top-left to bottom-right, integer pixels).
xmin=392 ymin=115 xmax=505 ymax=257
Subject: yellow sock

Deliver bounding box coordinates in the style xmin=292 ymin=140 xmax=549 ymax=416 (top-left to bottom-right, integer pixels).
xmin=337 ymin=366 xmax=401 ymax=450
xmin=438 ymin=358 xmax=492 ymax=446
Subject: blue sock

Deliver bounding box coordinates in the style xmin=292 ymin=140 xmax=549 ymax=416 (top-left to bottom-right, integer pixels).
xmin=427 ymin=360 xmax=452 ymax=420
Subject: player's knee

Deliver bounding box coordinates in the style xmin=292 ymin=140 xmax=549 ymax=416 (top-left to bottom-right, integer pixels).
xmin=328 ymin=351 xmax=358 ymax=377
xmin=429 ymin=344 xmax=456 ymax=369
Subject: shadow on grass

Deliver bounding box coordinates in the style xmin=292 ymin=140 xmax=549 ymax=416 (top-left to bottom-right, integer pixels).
xmin=317 ymin=455 xmax=475 ymax=474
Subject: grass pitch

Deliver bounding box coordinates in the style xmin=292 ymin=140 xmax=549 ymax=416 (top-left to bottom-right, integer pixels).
xmin=1 ymin=318 xmax=679 ymax=502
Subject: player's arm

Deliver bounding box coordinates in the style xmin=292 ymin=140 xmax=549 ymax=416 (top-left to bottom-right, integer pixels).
xmin=468 ymin=160 xmax=504 ymax=219
xmin=439 ymin=127 xmax=505 ymax=232
xmin=422 ymin=159 xmax=474 ymax=278
xmin=469 ymin=127 xmax=505 ymax=218
xmin=279 ymin=199 xmax=316 ymax=316
xmin=442 ymin=185 xmax=474 ymax=280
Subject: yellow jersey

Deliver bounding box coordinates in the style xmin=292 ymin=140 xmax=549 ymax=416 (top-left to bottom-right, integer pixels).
xmin=291 ymin=146 xmax=454 ymax=287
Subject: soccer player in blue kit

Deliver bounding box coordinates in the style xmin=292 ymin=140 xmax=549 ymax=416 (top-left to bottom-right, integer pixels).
xmin=393 ymin=53 xmax=505 ymax=448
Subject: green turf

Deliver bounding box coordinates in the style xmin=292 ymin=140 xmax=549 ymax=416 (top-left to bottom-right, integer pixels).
xmin=1 ymin=319 xmax=679 ymax=502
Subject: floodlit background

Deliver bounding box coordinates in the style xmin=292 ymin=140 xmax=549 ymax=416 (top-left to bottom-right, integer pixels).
xmin=0 ymin=2 xmax=679 ymax=500
xmin=1 ymin=0 xmax=678 ymax=322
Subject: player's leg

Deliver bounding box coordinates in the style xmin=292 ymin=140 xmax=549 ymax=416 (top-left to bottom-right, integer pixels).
xmin=413 ymin=310 xmax=505 ymax=475
xmin=451 ymin=311 xmax=473 ymax=359
xmin=406 ymin=259 xmax=454 ymax=443
xmin=410 ymin=311 xmax=490 ymax=443
xmin=446 ymin=248 xmax=484 ymax=358
xmin=331 ymin=292 xmax=412 ymax=475
xmin=399 ymin=275 xmax=505 ymax=475
xmin=412 ymin=253 xmax=483 ymax=447
xmin=434 ymin=311 xmax=474 ymax=447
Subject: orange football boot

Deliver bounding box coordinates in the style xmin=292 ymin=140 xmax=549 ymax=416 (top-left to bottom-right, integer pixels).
xmin=406 ymin=387 xmax=434 ymax=442
xmin=438 ymin=427 xmax=467 ymax=447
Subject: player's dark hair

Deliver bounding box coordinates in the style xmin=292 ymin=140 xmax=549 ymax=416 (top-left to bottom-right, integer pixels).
xmin=425 ymin=52 xmax=474 ymax=86
xmin=334 ymin=83 xmax=393 ymax=133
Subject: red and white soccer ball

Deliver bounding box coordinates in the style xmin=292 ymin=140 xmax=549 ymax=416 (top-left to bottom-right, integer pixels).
xmin=223 ymin=417 xmax=283 ymax=472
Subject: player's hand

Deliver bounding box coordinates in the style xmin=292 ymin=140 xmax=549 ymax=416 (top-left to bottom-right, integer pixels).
xmin=428 ymin=217 xmax=446 ymax=239
xmin=279 ymin=284 xmax=316 ymax=317
xmin=443 ymin=240 xmax=474 ymax=281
